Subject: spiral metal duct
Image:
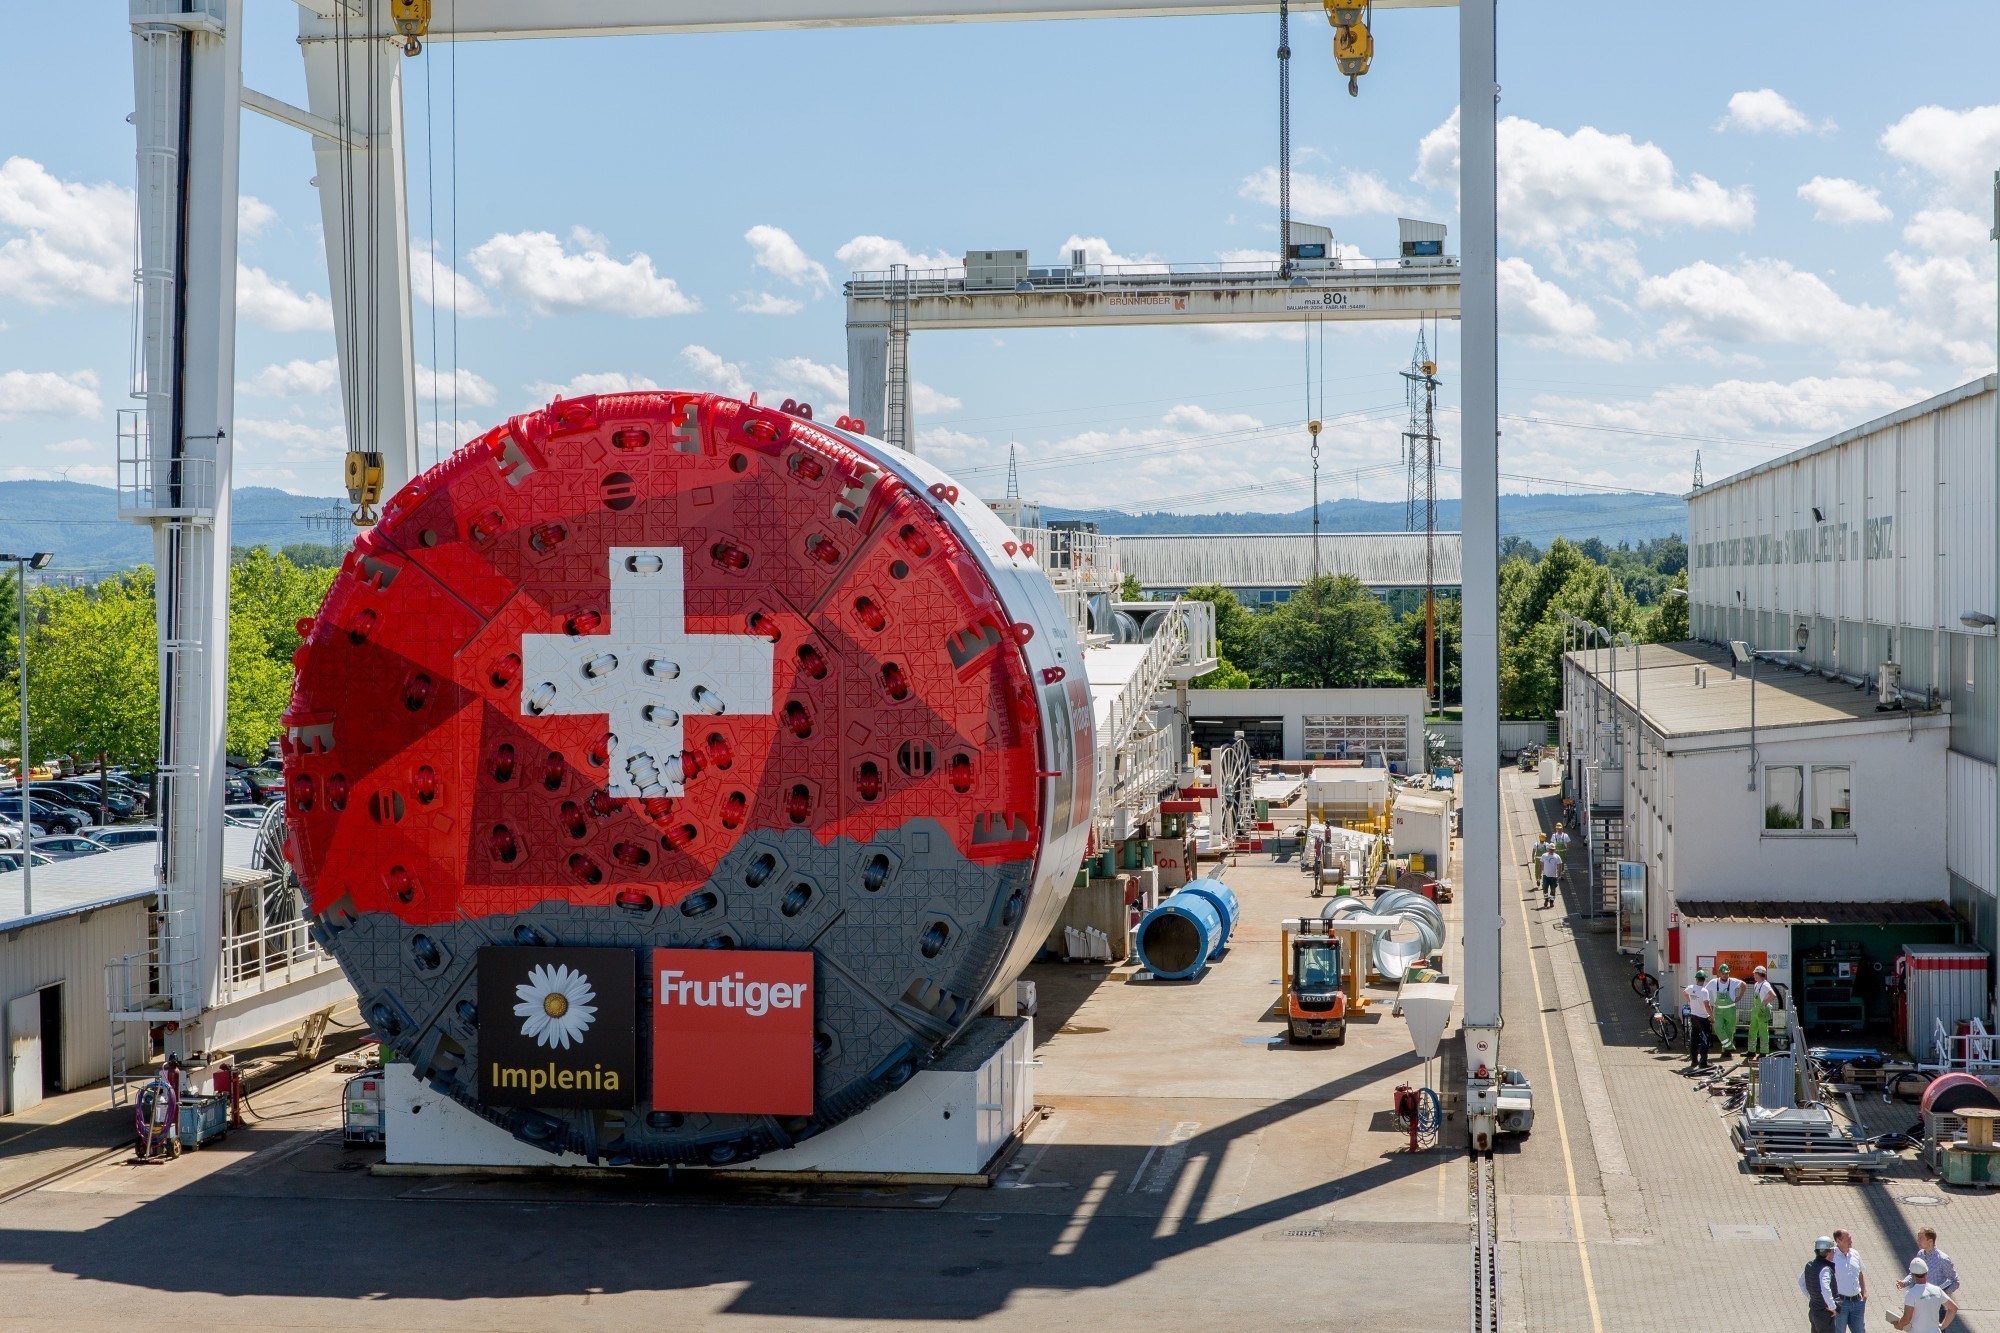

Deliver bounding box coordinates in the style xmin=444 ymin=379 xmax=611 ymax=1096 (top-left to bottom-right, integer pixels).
xmin=1322 ymin=887 xmax=1444 ymax=981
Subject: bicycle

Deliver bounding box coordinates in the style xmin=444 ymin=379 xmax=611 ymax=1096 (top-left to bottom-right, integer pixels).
xmin=1645 ymin=996 xmax=1679 ymax=1049
xmin=1630 ymin=954 xmax=1660 ymax=1001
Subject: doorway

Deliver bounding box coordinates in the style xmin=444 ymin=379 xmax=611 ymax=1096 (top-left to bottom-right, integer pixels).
xmin=38 ymin=984 xmax=61 ymax=1096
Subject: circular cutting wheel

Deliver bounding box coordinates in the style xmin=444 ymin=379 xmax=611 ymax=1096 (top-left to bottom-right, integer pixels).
xmin=284 ymin=392 xmax=1092 ymax=1164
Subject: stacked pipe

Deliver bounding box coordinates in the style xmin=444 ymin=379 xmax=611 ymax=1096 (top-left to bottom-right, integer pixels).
xmin=1135 ymin=878 xmax=1241 ymax=980
xmin=1323 ymin=887 xmax=1444 ymax=982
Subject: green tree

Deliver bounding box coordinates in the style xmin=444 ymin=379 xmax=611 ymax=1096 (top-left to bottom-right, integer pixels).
xmin=1647 ymin=568 xmax=1690 ymax=642
xmin=1249 ymin=574 xmax=1397 ymax=688
xmin=1175 ymin=583 xmax=1260 ymax=688
xmin=1397 ymin=593 xmax=1462 ymax=707
xmin=0 ymin=570 xmax=160 ymax=769
xmin=1117 ymin=572 xmax=1146 ymax=602
xmin=278 ymin=542 xmax=346 ymax=570
xmin=227 ymin=547 xmax=338 ymax=760
xmin=1496 ymin=539 xmax=1641 ymax=717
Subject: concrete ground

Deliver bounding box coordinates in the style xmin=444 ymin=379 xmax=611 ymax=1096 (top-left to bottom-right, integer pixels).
xmin=1495 ymin=765 xmax=2000 ymax=1333
xmin=0 ymin=856 xmax=1468 ymax=1331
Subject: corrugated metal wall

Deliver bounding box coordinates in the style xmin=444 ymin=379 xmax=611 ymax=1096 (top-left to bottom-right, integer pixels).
xmin=1689 ymin=379 xmax=1996 ymax=695
xmin=1947 ymin=750 xmax=1995 ymax=895
xmin=1 ymin=901 xmax=150 ymax=1100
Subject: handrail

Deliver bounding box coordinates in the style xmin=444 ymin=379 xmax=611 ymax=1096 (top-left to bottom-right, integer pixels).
xmin=848 ymin=255 xmax=1454 ymax=286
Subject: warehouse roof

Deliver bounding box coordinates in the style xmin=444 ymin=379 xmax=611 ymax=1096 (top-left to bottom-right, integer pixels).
xmin=1120 ymin=532 xmax=1462 ymax=590
xmin=1568 ymin=640 xmax=1948 ymax=741
xmin=0 ymin=826 xmax=267 ymax=932
xmin=1676 ymin=899 xmax=1959 ymax=926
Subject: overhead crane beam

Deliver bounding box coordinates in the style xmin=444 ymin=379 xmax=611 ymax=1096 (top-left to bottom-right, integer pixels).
xmin=307 ymin=0 xmax=1453 ymax=44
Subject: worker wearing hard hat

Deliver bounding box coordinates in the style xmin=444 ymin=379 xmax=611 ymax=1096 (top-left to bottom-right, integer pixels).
xmin=1745 ymin=965 xmax=1779 ymax=1059
xmin=1683 ymin=969 xmax=1715 ymax=1070
xmin=1710 ymin=962 xmax=1744 ymax=1060
xmin=1885 ymin=1256 xmax=1957 ymax=1331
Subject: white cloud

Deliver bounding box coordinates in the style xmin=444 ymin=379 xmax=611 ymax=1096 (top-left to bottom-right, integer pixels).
xmin=234 ymin=417 xmax=347 ymax=462
xmin=1498 ymin=258 xmax=1630 ymax=360
xmin=745 ymin=225 xmax=829 ymax=291
xmin=468 ymin=226 xmax=699 ymax=317
xmin=1635 ymin=257 xmax=1990 ymax=378
xmin=1881 ymin=103 xmax=2000 ymax=202
xmin=736 ymin=291 xmax=803 ymax=316
xmin=1218 ymin=247 xmax=1279 ymax=264
xmin=1417 ymin=109 xmax=1755 ymax=247
xmin=679 ymin=345 xmax=753 ymax=399
xmin=237 ymin=263 xmax=334 ymax=332
xmin=238 ymin=195 xmax=278 ymax=235
xmin=245 ymin=358 xmax=339 ymax=397
xmin=915 ymin=426 xmax=990 ymax=471
xmin=913 ymin=382 xmax=962 ymax=414
xmin=527 ymin=371 xmax=663 ymax=400
xmin=1062 ymin=235 xmax=1168 ymax=273
xmin=415 ymin=363 xmax=495 ymax=407
xmin=834 ymin=235 xmax=958 ymax=274
xmin=0 ymin=368 xmax=102 ymax=420
xmin=1240 ymin=166 xmax=1420 ymax=221
xmin=1717 ymin=89 xmax=1826 ymax=135
xmin=1903 ymin=207 xmax=1989 ymax=256
xmin=771 ymin=356 xmax=847 ymax=408
xmin=46 ymin=437 xmax=96 ymax=455
xmin=411 ymin=241 xmax=496 ymax=317
xmin=0 ymin=157 xmax=133 ymax=306
xmin=1796 ymin=176 xmax=1890 ymax=225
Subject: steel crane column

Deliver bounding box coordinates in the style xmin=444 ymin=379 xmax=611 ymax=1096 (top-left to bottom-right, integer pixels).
xmin=1456 ymin=0 xmax=1502 ymax=1152
xmin=299 ymin=10 xmax=422 ymax=496
xmin=845 ymin=320 xmax=891 ymax=446
xmin=129 ymin=0 xmax=243 ymax=1054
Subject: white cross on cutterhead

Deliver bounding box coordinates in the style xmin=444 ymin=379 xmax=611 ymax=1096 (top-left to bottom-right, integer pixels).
xmin=518 ymin=547 xmax=775 ymax=798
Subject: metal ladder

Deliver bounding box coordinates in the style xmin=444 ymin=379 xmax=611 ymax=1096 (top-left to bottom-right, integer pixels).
xmin=884 ymin=263 xmax=911 ymax=451
xmin=107 ymin=1023 xmax=131 ymax=1107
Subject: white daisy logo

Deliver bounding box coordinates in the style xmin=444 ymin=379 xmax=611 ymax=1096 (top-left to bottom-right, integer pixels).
xmin=513 ymin=963 xmax=599 ymax=1050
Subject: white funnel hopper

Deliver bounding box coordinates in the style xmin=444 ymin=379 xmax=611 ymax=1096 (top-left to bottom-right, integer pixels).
xmin=1398 ymin=982 xmax=1458 ymax=1061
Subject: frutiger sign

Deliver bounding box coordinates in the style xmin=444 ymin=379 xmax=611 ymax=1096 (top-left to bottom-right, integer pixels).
xmin=651 ymin=948 xmax=815 ymax=1115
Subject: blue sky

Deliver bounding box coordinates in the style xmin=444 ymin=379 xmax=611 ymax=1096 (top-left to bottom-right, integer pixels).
xmin=1 ymin=2 xmax=1995 ymax=515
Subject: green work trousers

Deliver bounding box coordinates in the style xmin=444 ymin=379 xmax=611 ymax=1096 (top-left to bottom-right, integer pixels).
xmin=1747 ymin=1003 xmax=1772 ymax=1056
xmin=1713 ymin=998 xmax=1738 ymax=1054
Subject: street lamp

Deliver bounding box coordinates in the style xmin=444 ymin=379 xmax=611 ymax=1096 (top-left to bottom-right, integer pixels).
xmin=1732 ymin=638 xmax=1802 ymax=792
xmin=0 ymin=551 xmax=52 ymax=915
xmin=1616 ymin=630 xmax=1642 ymax=770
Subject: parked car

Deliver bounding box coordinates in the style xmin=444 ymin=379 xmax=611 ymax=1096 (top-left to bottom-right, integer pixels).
xmin=31 ymin=834 xmax=112 ymax=861
xmin=0 ymin=849 xmax=56 ymax=872
xmin=0 ymin=819 xmax=42 ymax=849
xmin=34 ymin=780 xmax=141 ymax=822
xmin=224 ymin=774 xmax=254 ymax=804
xmin=77 ymin=771 xmax=153 ymax=814
xmin=243 ymin=764 xmax=286 ymax=803
xmin=222 ymin=804 xmax=270 ymax=829
xmin=0 ymin=794 xmax=86 ymax=835
xmin=90 ymin=825 xmax=160 ymax=849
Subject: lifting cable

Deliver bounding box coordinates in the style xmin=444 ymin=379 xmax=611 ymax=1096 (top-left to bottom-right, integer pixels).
xmin=1277 ymin=1 xmax=1291 ymax=279
xmin=422 ymin=18 xmax=440 ymax=470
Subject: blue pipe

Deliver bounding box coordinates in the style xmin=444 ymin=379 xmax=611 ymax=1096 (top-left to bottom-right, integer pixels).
xmin=1177 ymin=879 xmax=1240 ymax=952
xmin=1135 ymin=878 xmax=1240 ymax=980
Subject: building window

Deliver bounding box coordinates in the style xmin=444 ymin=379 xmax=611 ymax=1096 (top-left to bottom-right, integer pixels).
xmin=1304 ymin=714 xmax=1409 ymax=764
xmin=1811 ymin=765 xmax=1852 ymax=830
xmin=1763 ymin=766 xmax=1804 ymax=830
xmin=1763 ymin=763 xmax=1853 ymax=833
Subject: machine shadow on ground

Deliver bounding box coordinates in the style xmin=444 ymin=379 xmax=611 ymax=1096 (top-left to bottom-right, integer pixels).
xmin=0 ymin=1052 xmax=1456 ymax=1321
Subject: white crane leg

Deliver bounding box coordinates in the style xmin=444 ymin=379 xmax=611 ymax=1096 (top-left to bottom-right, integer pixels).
xmin=129 ymin=0 xmax=243 ymax=1055
xmin=300 ymin=14 xmax=422 ymax=496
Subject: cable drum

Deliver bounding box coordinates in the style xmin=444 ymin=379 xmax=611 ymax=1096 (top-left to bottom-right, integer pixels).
xmin=1323 ymin=887 xmax=1444 ymax=981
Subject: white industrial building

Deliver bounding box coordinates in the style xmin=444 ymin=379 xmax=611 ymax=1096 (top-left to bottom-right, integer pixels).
xmin=1 ymin=825 xmax=351 ymax=1116
xmin=1182 ymin=687 xmax=1429 ymax=770
xmin=1120 ymin=532 xmax=1462 ymax=604
xmin=1564 ymin=375 xmax=1998 ymax=1040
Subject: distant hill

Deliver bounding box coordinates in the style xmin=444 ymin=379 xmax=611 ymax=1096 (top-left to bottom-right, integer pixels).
xmin=0 ymin=481 xmax=348 ymax=577
xmin=0 ymin=480 xmax=1684 ymax=577
xmin=1045 ymin=492 xmax=1685 ymax=549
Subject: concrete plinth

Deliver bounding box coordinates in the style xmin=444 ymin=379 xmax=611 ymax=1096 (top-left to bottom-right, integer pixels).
xmin=382 ymin=1016 xmax=1035 ymax=1181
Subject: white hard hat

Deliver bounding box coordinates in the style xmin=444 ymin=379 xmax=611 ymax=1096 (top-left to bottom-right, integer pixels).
xmin=1909 ymin=1258 xmax=1929 ymax=1276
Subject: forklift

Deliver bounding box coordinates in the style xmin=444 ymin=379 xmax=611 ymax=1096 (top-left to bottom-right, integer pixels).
xmin=1279 ymin=918 xmax=1349 ymax=1043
